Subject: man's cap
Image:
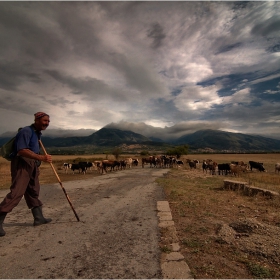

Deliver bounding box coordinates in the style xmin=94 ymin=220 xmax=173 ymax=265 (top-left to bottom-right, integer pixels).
xmin=34 ymin=112 xmax=49 ymax=120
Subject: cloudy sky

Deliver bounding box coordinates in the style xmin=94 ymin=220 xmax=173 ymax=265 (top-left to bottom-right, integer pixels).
xmin=0 ymin=1 xmax=280 ymax=141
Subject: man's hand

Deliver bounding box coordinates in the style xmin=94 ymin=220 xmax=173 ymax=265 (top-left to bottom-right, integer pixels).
xmin=41 ymin=154 xmax=52 ymax=163
xmin=17 ymin=149 xmax=52 ymax=163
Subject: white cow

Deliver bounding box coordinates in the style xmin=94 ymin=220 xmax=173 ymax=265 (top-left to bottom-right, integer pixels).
xmin=63 ymin=163 xmax=72 ymax=174
xmin=275 ymin=163 xmax=280 ymax=174
xmin=125 ymin=158 xmax=133 ymax=169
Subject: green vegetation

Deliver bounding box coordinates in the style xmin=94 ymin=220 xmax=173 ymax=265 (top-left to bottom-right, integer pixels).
xmin=166 ymin=145 xmax=189 ymax=158
xmin=181 ymin=238 xmax=205 ymax=251
xmin=246 ymin=262 xmax=275 ymax=278
xmin=111 ymin=147 xmax=122 ymax=159
xmin=160 ymin=245 xmax=172 ymax=253
xmin=140 ymin=150 xmax=150 ymax=156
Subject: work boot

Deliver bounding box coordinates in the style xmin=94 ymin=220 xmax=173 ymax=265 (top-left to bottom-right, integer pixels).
xmin=0 ymin=212 xmax=7 ymax=237
xmin=31 ymin=206 xmax=52 ymax=226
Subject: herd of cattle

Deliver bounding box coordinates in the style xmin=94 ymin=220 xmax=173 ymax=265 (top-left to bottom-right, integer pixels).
xmin=187 ymin=159 xmax=280 ymax=176
xmin=62 ymin=155 xmax=280 ymax=177
xmin=62 ymin=158 xmax=140 ymax=174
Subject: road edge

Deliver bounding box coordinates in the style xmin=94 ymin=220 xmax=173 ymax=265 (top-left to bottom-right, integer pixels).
xmin=157 ymin=201 xmax=194 ymax=279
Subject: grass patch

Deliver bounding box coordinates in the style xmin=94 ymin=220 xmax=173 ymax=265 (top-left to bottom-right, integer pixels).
xmin=160 ymin=245 xmax=172 ymax=253
xmin=182 ymin=238 xmax=204 ymax=249
xmin=246 ymin=262 xmax=275 ymax=278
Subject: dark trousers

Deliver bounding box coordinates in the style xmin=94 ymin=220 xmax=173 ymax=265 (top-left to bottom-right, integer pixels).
xmin=0 ymin=156 xmax=42 ymax=213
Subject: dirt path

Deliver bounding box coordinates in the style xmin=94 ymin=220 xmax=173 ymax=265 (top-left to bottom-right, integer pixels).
xmin=0 ymin=167 xmax=167 ymax=279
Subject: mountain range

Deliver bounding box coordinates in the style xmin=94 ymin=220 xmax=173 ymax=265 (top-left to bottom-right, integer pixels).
xmin=1 ymin=127 xmax=280 ymax=153
xmin=173 ymin=129 xmax=280 ymax=152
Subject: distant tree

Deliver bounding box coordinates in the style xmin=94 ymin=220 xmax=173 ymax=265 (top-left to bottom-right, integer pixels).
xmin=166 ymin=145 xmax=189 ymax=158
xmin=103 ymin=151 xmax=109 ymax=159
xmin=112 ymin=147 xmax=122 ymax=160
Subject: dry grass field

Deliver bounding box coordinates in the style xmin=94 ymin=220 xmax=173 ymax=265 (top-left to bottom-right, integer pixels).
xmin=0 ymin=154 xmax=112 ymax=189
xmin=1 ymin=153 xmax=280 ymax=278
xmin=157 ymin=153 xmax=280 ymax=279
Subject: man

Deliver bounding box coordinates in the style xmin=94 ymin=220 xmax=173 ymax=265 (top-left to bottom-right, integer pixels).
xmin=0 ymin=112 xmax=52 ymax=237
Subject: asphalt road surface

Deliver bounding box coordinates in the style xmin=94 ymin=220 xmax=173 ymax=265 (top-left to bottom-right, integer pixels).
xmin=0 ymin=166 xmax=168 ymax=279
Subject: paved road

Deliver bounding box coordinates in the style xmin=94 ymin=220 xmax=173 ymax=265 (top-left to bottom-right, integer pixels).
xmin=0 ymin=166 xmax=168 ymax=279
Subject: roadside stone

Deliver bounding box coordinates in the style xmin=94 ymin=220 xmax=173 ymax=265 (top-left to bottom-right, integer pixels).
xmin=158 ymin=220 xmax=175 ymax=228
xmin=157 ymin=200 xmax=190 ymax=278
xmin=157 ymin=201 xmax=171 ymax=212
xmin=161 ymin=260 xmax=193 ymax=279
xmin=171 ymin=242 xmax=180 ymax=252
xmin=157 ymin=212 xmax=173 ymax=221
xmin=165 ymin=252 xmax=185 ymax=261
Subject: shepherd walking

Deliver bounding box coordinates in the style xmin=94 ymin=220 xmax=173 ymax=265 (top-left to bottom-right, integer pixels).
xmin=0 ymin=112 xmax=52 ymax=237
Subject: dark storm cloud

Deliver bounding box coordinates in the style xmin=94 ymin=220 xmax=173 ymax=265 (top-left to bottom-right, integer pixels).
xmin=53 ymin=3 xmax=103 ymax=57
xmin=106 ymin=120 xmax=222 ymax=141
xmin=215 ymin=42 xmax=242 ymax=55
xmin=0 ymin=62 xmax=41 ymax=91
xmin=105 ymin=52 xmax=166 ymax=97
xmin=147 ymin=22 xmax=166 ymax=49
xmin=251 ymin=16 xmax=280 ymax=37
xmin=0 ymin=92 xmax=38 ymax=117
xmin=44 ymin=96 xmax=77 ymax=107
xmin=43 ymin=128 xmax=96 ymax=138
xmin=0 ymin=2 xmax=69 ymax=64
xmin=45 ymin=69 xmax=127 ymax=101
xmin=0 ymin=1 xmax=279 ymax=140
xmin=45 ymin=70 xmax=104 ymax=95
xmin=171 ymin=87 xmax=183 ymax=97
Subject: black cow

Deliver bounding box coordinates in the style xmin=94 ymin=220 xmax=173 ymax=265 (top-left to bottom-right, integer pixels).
xmin=275 ymin=163 xmax=280 ymax=174
xmin=186 ymin=159 xmax=196 ymax=169
xmin=112 ymin=161 xmax=121 ymax=171
xmin=85 ymin=162 xmax=94 ymax=171
xmin=249 ymin=161 xmax=266 ymax=172
xmin=149 ymin=156 xmax=157 ymax=168
xmin=71 ymin=163 xmax=86 ymax=174
xmin=78 ymin=162 xmax=94 ymax=173
xmin=162 ymin=156 xmax=171 ymax=168
xmin=120 ymin=160 xmax=126 ymax=170
xmin=218 ymin=163 xmax=231 ymax=175
xmin=189 ymin=161 xmax=196 ymax=169
xmin=132 ymin=159 xmax=139 ymax=166
xmin=202 ymin=161 xmax=208 ymax=173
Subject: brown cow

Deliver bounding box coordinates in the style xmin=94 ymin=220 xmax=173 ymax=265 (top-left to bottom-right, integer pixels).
xmin=229 ymin=164 xmax=243 ymax=177
xmin=208 ymin=162 xmax=218 ymax=175
xmin=101 ymin=160 xmax=120 ymax=173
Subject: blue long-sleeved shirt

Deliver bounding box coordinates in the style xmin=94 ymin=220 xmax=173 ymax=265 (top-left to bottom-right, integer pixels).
xmin=14 ymin=125 xmax=41 ymax=155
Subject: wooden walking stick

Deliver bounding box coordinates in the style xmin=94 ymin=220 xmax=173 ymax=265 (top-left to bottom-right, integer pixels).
xmin=39 ymin=140 xmax=80 ymax=222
